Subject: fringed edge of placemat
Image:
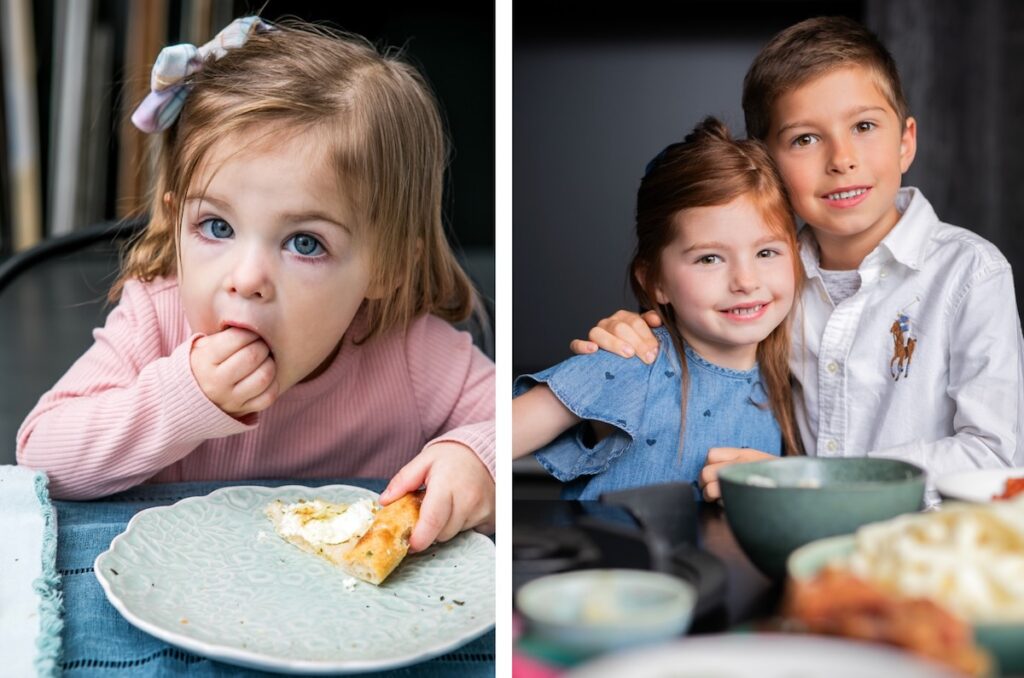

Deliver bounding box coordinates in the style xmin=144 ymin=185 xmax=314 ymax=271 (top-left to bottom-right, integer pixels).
xmin=32 ymin=472 xmax=62 ymax=677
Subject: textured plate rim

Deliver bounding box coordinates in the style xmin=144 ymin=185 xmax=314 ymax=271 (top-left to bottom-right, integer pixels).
xmin=94 ymin=484 xmax=495 ymax=674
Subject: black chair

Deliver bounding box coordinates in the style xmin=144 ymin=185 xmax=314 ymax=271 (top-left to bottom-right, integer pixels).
xmin=0 ymin=218 xmax=147 ymax=464
xmin=0 ymin=219 xmax=493 ymax=465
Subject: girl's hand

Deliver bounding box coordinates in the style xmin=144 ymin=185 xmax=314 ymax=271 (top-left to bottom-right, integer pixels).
xmin=569 ymin=310 xmax=663 ymax=364
xmin=189 ymin=327 xmax=279 ymax=417
xmin=699 ymin=447 xmax=778 ymax=502
xmin=380 ymin=441 xmax=495 ymax=552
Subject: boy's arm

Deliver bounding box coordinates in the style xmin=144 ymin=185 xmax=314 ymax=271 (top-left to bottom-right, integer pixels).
xmin=867 ymin=267 xmax=1023 ymax=490
xmin=16 ymin=281 xmax=251 ymax=499
xmin=569 ymin=310 xmax=663 ymax=364
xmin=512 ymin=385 xmax=581 ymax=458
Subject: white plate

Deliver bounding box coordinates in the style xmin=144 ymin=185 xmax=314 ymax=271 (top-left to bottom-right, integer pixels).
xmin=94 ymin=485 xmax=495 ymax=674
xmin=566 ymin=634 xmax=963 ymax=678
xmin=935 ymin=467 xmax=1024 ymax=503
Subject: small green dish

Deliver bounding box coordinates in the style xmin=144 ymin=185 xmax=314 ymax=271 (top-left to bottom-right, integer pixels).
xmin=516 ymin=569 xmax=697 ymax=657
xmin=718 ymin=457 xmax=925 ymax=579
xmin=789 ymin=535 xmax=1024 ymax=675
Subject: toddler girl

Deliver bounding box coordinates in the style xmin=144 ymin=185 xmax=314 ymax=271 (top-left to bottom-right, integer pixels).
xmin=512 ymin=118 xmax=801 ymax=500
xmin=17 ymin=18 xmax=494 ymax=551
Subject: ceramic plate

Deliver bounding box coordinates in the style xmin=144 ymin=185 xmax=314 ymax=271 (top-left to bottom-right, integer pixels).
xmin=94 ymin=485 xmax=495 ymax=674
xmin=566 ymin=634 xmax=962 ymax=677
xmin=934 ymin=467 xmax=1024 ymax=503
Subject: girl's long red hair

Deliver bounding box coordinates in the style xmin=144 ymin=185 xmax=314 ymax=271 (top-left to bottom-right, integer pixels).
xmin=630 ymin=117 xmax=804 ymax=457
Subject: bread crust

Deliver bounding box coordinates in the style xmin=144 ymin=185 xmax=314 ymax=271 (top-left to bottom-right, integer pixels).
xmin=340 ymin=491 xmax=423 ymax=585
xmin=265 ymin=491 xmax=423 ymax=585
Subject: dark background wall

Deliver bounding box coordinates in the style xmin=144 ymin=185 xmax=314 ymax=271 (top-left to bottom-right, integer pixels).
xmin=513 ymin=0 xmax=1023 ymax=376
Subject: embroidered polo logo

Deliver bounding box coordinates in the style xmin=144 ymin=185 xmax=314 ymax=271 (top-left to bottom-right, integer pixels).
xmin=889 ymin=313 xmax=917 ymax=381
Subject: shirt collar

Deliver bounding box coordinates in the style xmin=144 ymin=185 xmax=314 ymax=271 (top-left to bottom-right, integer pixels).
xmin=798 ymin=186 xmax=939 ymax=278
xmin=876 ymin=186 xmax=939 ymax=271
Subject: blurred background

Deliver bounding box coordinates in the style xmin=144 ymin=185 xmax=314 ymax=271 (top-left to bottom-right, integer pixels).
xmin=513 ymin=0 xmax=1024 ymax=494
xmin=0 ymin=1 xmax=494 ymax=464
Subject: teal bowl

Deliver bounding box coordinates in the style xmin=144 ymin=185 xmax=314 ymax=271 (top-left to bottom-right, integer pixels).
xmin=718 ymin=457 xmax=925 ymax=580
xmin=515 ymin=569 xmax=697 ymax=657
xmin=790 ymin=535 xmax=1022 ymax=675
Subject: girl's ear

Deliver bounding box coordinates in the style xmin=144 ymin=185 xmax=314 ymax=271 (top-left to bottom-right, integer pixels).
xmin=636 ymin=265 xmax=669 ymax=305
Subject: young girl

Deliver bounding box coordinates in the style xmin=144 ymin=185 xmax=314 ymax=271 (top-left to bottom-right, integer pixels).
xmin=16 ymin=18 xmax=494 ymax=551
xmin=512 ymin=118 xmax=801 ymax=500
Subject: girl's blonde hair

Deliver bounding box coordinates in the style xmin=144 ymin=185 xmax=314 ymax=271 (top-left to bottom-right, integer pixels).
xmin=630 ymin=116 xmax=804 ymax=457
xmin=113 ymin=19 xmax=474 ymax=341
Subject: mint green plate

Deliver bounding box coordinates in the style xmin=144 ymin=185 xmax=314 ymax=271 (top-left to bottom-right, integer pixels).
xmin=789 ymin=535 xmax=1023 ymax=675
xmin=94 ymin=485 xmax=495 ymax=674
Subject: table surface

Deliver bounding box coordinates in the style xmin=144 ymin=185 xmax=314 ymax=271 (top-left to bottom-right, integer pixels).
xmin=55 ymin=478 xmax=495 ymax=677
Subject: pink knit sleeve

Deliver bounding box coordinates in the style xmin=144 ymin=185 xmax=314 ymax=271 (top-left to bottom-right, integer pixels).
xmin=16 ymin=280 xmax=251 ymax=499
xmin=405 ymin=315 xmax=496 ymax=478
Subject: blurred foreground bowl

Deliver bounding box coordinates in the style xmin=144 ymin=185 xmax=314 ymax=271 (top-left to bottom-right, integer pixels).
xmin=790 ymin=535 xmax=1023 ymax=675
xmin=515 ymin=569 xmax=696 ymax=657
xmin=718 ymin=457 xmax=924 ymax=579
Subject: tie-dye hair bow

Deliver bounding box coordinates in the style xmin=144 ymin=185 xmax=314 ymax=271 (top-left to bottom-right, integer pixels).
xmin=131 ymin=16 xmax=272 ymax=133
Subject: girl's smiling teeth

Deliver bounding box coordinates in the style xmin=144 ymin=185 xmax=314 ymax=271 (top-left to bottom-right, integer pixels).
xmin=721 ymin=302 xmax=769 ymax=318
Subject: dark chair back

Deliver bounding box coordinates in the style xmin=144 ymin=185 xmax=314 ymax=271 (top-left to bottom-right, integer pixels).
xmin=0 ymin=219 xmax=146 ymax=464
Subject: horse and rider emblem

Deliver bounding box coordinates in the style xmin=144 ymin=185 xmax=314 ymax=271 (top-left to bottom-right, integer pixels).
xmin=889 ymin=312 xmax=916 ymax=381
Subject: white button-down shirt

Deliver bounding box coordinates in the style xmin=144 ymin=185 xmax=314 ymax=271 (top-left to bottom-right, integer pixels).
xmin=791 ymin=187 xmax=1024 ymax=501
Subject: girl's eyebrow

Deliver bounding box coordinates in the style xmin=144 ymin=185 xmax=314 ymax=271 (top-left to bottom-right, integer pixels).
xmin=683 ymin=234 xmax=784 ymax=253
xmin=184 ymin=194 xmax=350 ymax=231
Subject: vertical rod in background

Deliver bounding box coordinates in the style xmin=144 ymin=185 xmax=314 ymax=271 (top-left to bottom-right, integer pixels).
xmin=0 ymin=0 xmax=42 ymax=251
xmin=48 ymin=0 xmax=94 ymax=237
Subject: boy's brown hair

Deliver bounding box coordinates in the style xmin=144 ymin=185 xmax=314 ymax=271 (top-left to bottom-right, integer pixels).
xmin=113 ymin=19 xmax=474 ymax=342
xmin=631 ymin=117 xmax=804 ymax=457
xmin=742 ymin=16 xmax=910 ymax=141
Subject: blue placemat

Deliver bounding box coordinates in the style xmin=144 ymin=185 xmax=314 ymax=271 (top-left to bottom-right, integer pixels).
xmin=56 ymin=479 xmax=495 ymax=677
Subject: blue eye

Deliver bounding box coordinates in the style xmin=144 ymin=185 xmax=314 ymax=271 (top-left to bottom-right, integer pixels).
xmin=199 ymin=218 xmax=233 ymax=239
xmin=286 ymin=233 xmax=325 ymax=257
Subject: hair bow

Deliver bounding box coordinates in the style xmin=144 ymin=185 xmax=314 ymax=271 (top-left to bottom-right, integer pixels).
xmin=131 ymin=16 xmax=272 ymax=134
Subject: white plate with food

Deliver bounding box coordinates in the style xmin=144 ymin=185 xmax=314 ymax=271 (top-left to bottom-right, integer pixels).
xmin=94 ymin=485 xmax=495 ymax=674
xmin=566 ymin=634 xmax=964 ymax=678
xmin=934 ymin=467 xmax=1024 ymax=503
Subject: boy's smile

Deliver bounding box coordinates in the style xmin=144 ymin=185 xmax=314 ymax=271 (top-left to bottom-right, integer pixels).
xmin=766 ymin=65 xmax=917 ymax=270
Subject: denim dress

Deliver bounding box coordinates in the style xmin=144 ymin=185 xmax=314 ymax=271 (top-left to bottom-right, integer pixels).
xmin=513 ymin=327 xmax=782 ymax=500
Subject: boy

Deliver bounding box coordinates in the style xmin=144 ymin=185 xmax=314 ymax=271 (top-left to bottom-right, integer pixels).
xmin=571 ymin=17 xmax=1024 ymax=503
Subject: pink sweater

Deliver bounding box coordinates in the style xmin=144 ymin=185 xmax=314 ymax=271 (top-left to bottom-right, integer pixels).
xmin=17 ymin=278 xmax=495 ymax=499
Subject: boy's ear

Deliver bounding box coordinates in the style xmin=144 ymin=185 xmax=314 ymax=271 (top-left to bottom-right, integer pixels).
xmin=898 ymin=116 xmax=918 ymax=174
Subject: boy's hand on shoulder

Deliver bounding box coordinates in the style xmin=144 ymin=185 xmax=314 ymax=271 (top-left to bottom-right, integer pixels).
xmin=189 ymin=327 xmax=279 ymax=417
xmin=699 ymin=447 xmax=779 ymax=502
xmin=380 ymin=441 xmax=495 ymax=552
xmin=569 ymin=310 xmax=663 ymax=364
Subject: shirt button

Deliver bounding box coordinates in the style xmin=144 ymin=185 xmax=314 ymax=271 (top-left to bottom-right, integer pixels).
xmin=826 ymin=439 xmax=839 ymax=452
xmin=827 ymin=361 xmax=839 ymax=374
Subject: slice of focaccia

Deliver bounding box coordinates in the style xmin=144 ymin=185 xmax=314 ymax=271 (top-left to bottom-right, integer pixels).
xmin=265 ymin=491 xmax=423 ymax=585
